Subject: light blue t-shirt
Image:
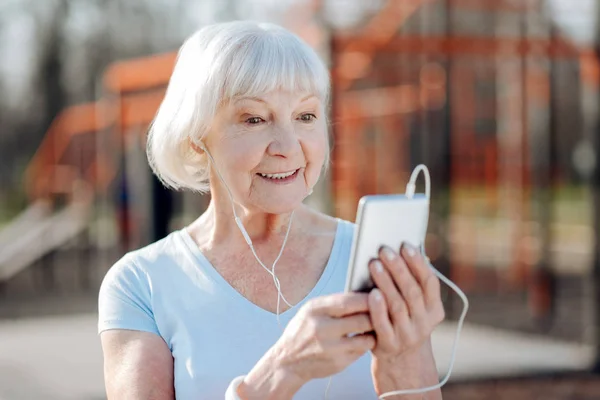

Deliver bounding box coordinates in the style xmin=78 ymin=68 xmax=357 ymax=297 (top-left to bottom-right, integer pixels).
xmin=98 ymin=218 xmax=377 ymax=399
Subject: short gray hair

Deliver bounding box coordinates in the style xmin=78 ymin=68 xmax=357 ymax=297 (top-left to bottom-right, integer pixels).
xmin=147 ymin=21 xmax=331 ymax=193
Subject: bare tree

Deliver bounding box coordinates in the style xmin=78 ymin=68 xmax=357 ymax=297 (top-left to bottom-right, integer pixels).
xmin=38 ymin=0 xmax=68 ymax=141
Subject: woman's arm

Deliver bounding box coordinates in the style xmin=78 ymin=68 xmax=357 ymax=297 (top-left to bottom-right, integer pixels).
xmin=101 ymin=330 xmax=174 ymax=400
xmin=235 ymin=293 xmax=377 ymax=399
xmin=371 ymin=339 xmax=441 ymax=400
xmin=235 ymin=345 xmax=306 ymax=400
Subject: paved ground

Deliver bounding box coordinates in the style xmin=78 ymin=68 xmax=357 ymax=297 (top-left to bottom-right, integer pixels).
xmin=0 ymin=314 xmax=104 ymax=400
xmin=443 ymin=373 xmax=600 ymax=400
xmin=0 ymin=314 xmax=595 ymax=400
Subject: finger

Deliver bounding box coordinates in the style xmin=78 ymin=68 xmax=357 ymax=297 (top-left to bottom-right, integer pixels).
xmin=400 ymin=243 xmax=433 ymax=288
xmin=380 ymin=246 xmax=427 ymax=319
xmin=309 ymin=292 xmax=370 ymax=318
xmin=401 ymin=243 xmax=443 ymax=309
xmin=424 ymin=272 xmax=443 ymax=312
xmin=334 ymin=314 xmax=373 ymax=337
xmin=369 ymin=260 xmax=410 ymax=324
xmin=341 ymin=333 xmax=376 ymax=354
xmin=368 ymin=288 xmax=396 ymax=349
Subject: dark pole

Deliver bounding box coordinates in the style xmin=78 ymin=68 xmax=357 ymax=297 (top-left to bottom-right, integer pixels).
xmin=441 ymin=0 xmax=454 ymax=317
xmin=526 ymin=3 xmax=556 ymax=329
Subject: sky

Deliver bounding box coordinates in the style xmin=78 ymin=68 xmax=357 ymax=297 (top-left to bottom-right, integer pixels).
xmin=548 ymin=0 xmax=597 ymax=45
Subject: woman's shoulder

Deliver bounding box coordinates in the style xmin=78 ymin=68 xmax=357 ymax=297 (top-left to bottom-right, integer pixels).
xmin=97 ymin=234 xmax=186 ymax=336
xmin=102 ymin=231 xmax=185 ymax=283
xmin=334 ymin=218 xmax=356 ymax=255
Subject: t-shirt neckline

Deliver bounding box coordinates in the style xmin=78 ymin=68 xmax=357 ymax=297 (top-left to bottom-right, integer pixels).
xmin=177 ymin=218 xmax=345 ymax=319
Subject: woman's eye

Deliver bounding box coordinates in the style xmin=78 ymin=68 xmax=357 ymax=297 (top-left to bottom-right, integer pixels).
xmin=298 ymin=113 xmax=316 ymax=122
xmin=245 ymin=116 xmax=264 ymax=125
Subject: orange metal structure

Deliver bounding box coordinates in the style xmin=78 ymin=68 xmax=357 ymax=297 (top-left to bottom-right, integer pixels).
xmin=25 ymin=52 xmax=177 ymax=202
xmin=327 ymin=0 xmax=591 ymax=309
xmin=17 ymin=0 xmax=597 ymax=340
xmin=25 ymin=0 xmax=586 ymax=205
xmin=23 ymin=0 xmax=595 ymax=297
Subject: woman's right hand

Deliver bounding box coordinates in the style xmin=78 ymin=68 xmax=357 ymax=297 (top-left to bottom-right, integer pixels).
xmin=238 ymin=293 xmax=375 ymax=399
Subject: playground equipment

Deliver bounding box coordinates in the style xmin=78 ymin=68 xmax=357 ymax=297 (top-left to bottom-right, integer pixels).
xmin=0 ymin=1 xmax=596 ymax=352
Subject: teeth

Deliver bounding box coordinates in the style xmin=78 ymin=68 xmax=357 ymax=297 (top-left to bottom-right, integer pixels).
xmin=259 ymin=170 xmax=296 ymax=179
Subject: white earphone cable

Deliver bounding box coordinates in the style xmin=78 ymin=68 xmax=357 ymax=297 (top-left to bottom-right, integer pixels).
xmin=377 ymin=164 xmax=469 ymax=398
xmin=201 ymin=142 xmax=296 ymax=324
xmin=201 ymin=141 xmax=334 ymax=396
xmin=377 ymin=258 xmax=469 ymax=397
xmin=203 ymin=142 xmax=467 ymax=398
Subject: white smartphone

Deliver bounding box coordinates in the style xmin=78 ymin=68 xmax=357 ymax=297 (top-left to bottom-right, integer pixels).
xmin=345 ymin=193 xmax=430 ymax=293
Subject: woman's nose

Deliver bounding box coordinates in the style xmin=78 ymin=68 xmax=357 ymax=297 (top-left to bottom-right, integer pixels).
xmin=266 ymin=122 xmax=301 ymax=158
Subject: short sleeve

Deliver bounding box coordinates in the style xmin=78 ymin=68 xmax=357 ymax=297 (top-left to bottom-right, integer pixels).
xmin=98 ymin=255 xmax=160 ymax=336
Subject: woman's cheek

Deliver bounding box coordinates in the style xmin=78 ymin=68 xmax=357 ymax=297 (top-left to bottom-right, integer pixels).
xmin=304 ymin=131 xmax=328 ymax=186
xmin=228 ymin=137 xmax=265 ymax=168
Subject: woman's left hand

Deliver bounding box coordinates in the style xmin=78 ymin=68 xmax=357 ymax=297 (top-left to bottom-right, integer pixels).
xmin=367 ymin=242 xmax=445 ymax=398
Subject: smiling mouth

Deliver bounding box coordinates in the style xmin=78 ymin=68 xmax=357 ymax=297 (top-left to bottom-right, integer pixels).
xmin=257 ymin=169 xmax=300 ymax=181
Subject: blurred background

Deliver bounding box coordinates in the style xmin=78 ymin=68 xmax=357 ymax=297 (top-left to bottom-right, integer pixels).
xmin=0 ymin=0 xmax=599 ymax=398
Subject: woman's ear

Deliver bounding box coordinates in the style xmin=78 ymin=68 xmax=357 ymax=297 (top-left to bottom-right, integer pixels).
xmin=189 ymin=138 xmax=205 ymax=154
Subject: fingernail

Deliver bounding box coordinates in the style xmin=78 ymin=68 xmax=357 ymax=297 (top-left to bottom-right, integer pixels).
xmin=381 ymin=247 xmax=396 ymax=262
xmin=372 ymin=289 xmax=382 ymax=301
xmin=373 ymin=260 xmax=383 ymax=274
xmin=403 ymin=243 xmax=417 ymax=257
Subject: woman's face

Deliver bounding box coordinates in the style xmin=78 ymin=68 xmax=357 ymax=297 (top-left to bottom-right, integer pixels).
xmin=203 ymin=89 xmax=328 ymax=214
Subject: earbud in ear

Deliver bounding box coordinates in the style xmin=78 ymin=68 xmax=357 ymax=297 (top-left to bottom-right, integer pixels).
xmin=191 ymin=138 xmax=207 ymax=154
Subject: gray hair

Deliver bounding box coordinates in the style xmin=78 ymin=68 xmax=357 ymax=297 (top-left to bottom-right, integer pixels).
xmin=147 ymin=21 xmax=331 ymax=193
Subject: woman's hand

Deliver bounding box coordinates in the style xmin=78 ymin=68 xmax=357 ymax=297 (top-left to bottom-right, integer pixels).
xmin=367 ymin=243 xmax=445 ymax=399
xmin=238 ymin=293 xmax=376 ymax=400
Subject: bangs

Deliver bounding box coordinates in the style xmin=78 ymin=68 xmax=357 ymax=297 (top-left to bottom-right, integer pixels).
xmin=219 ymin=29 xmax=329 ymax=103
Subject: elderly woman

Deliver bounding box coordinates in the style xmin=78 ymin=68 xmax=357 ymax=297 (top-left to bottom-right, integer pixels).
xmin=98 ymin=21 xmax=444 ymax=399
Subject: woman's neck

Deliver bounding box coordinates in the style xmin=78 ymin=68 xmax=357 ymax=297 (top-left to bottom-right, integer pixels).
xmin=188 ymin=196 xmax=312 ymax=254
